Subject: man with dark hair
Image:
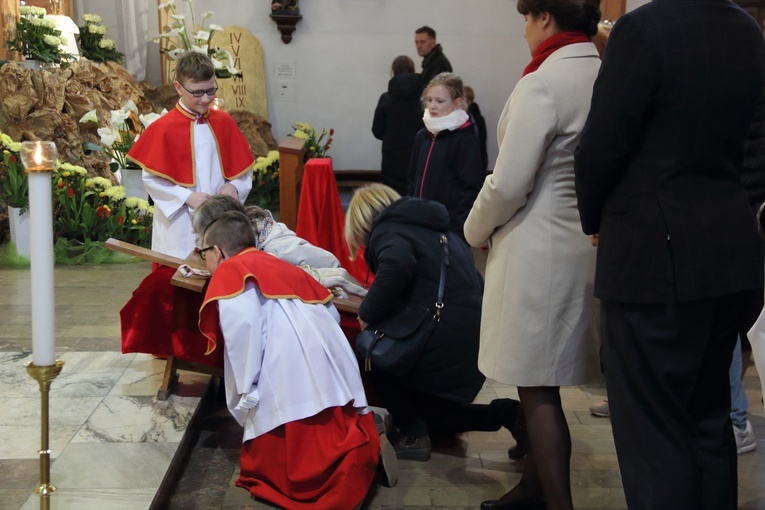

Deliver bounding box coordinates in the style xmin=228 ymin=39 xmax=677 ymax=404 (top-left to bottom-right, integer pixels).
xmin=414 ymin=25 xmax=452 ymax=84
xmin=574 ymin=0 xmax=765 ymax=508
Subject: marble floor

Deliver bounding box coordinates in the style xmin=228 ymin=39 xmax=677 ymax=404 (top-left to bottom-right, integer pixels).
xmin=1 ymin=262 xmax=764 ymax=509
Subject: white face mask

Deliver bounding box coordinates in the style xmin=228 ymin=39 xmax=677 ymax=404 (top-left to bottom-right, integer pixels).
xmin=423 ymin=109 xmax=469 ymax=135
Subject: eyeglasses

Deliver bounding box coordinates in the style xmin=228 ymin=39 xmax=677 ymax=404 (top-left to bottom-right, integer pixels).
xmin=196 ymin=245 xmax=215 ymax=260
xmin=179 ymin=81 xmax=219 ymax=98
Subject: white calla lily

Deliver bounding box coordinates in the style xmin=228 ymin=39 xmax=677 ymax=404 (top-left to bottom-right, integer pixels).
xmin=97 ymin=127 xmax=120 ymax=147
xmin=79 ymin=109 xmax=98 ymax=124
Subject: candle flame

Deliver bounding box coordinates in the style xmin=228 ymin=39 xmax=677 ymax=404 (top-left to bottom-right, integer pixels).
xmin=33 ymin=142 xmax=43 ymax=166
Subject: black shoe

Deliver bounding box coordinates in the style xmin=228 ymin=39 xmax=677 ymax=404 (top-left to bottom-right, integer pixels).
xmin=393 ymin=434 xmax=431 ymax=461
xmin=480 ymin=493 xmax=546 ymax=510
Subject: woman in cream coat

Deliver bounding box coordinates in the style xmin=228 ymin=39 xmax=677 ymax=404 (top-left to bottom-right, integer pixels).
xmin=464 ymin=0 xmax=601 ymax=508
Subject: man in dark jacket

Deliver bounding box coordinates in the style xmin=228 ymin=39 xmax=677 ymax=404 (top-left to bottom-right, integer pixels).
xmin=414 ymin=26 xmax=452 ymax=85
xmin=574 ymin=1 xmax=765 ymax=508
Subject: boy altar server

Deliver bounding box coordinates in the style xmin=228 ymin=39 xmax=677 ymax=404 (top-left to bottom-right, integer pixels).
xmin=127 ymin=51 xmax=253 ymax=259
xmin=198 ymin=211 xmax=379 ymax=510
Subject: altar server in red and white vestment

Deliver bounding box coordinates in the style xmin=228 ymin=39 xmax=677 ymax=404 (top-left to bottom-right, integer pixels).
xmin=127 ymin=50 xmax=253 ymax=259
xmin=120 ymin=51 xmax=253 ymax=365
xmin=198 ymin=211 xmax=379 ymax=510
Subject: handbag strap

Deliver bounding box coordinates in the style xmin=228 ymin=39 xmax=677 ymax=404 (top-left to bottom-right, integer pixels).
xmin=434 ymin=233 xmax=449 ymax=319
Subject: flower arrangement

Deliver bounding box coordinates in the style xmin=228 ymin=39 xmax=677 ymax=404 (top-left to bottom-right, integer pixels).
xmin=4 ymin=5 xmax=75 ymax=64
xmin=246 ymin=150 xmax=280 ymax=210
xmin=155 ymin=0 xmax=240 ymax=79
xmin=291 ymin=122 xmax=334 ymax=160
xmin=0 ymin=131 xmax=26 ymax=210
xmin=52 ymin=162 xmax=152 ymax=246
xmin=77 ymin=13 xmax=124 ymax=64
xmin=80 ymin=100 xmax=163 ymax=172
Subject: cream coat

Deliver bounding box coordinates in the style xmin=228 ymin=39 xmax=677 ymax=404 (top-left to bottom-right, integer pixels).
xmin=464 ymin=43 xmax=600 ymax=386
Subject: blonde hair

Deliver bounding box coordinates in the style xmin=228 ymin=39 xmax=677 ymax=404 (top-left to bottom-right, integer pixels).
xmin=344 ymin=183 xmax=401 ymax=259
xmin=422 ymin=72 xmax=466 ymax=110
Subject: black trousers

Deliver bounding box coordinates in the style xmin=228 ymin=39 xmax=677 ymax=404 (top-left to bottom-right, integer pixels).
xmin=368 ymin=369 xmax=510 ymax=437
xmin=601 ymin=284 xmax=747 ymax=510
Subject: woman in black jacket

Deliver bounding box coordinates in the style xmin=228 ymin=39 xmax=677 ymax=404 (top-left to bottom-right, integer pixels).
xmin=345 ymin=183 xmax=520 ymax=462
xmin=372 ymin=56 xmax=425 ymax=196
xmin=408 ymin=73 xmax=485 ymax=240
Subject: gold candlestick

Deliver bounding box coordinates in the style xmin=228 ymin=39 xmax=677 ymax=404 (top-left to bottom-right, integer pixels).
xmin=26 ymin=361 xmax=64 ymax=510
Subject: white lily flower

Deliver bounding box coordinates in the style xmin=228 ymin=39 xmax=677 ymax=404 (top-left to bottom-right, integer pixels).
xmin=190 ymin=44 xmax=208 ymax=54
xmin=167 ymin=48 xmax=184 ymax=59
xmin=98 ymin=127 xmax=119 ymax=147
xmin=194 ymin=30 xmax=210 ymax=42
xmin=79 ymin=110 xmax=98 ymax=124
xmin=158 ymin=1 xmax=175 ymax=9
xmin=139 ymin=112 xmax=162 ymax=129
xmin=210 ymin=56 xmax=224 ymax=69
xmin=209 ymin=24 xmax=223 ymax=32
xmin=121 ymin=100 xmax=138 ymax=114
xmin=170 ymin=14 xmax=186 ymax=21
xmin=110 ymin=109 xmax=130 ymax=128
xmin=201 ymin=11 xmax=213 ymax=19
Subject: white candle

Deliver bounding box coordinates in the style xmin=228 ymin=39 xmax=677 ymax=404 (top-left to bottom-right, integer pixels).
xmin=21 ymin=141 xmax=57 ymax=366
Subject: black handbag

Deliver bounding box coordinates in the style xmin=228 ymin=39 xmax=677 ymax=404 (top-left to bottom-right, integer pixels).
xmin=356 ymin=233 xmax=449 ymax=376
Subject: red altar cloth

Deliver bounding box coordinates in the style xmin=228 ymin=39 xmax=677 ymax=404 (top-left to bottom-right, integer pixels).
xmin=296 ymin=158 xmax=372 ymax=286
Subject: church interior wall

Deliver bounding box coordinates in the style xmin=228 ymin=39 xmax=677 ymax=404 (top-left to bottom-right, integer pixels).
xmin=70 ymin=0 xmax=644 ymax=172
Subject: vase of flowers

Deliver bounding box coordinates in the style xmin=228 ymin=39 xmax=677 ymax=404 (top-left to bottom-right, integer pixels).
xmin=291 ymin=122 xmax=334 ymax=161
xmin=80 ymin=101 xmax=163 ymax=199
xmin=155 ymin=0 xmax=240 ymax=79
xmin=4 ymin=5 xmax=75 ymax=65
xmin=77 ymin=13 xmax=124 ymax=64
xmin=0 ymin=131 xmax=30 ymax=255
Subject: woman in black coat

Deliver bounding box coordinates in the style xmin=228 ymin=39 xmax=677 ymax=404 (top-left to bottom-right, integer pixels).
xmin=372 ymin=56 xmax=425 ymax=196
xmin=345 ymin=183 xmax=520 ymax=462
xmin=409 ymin=73 xmax=485 ymax=240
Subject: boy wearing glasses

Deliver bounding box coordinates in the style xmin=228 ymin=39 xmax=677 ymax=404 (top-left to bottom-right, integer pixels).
xmin=198 ymin=211 xmax=379 ymax=509
xmin=127 ymin=51 xmax=254 ymax=259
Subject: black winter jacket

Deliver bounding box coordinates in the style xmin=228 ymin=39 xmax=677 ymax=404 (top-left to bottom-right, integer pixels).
xmin=372 ymin=73 xmax=424 ymax=195
xmin=408 ymin=120 xmax=485 ymax=239
xmin=359 ymin=197 xmax=485 ymax=402
xmin=421 ymin=44 xmax=452 ymax=85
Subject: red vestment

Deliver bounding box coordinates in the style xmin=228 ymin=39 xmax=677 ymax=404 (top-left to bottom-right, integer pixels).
xmin=127 ymin=103 xmax=254 ymax=186
xmin=199 ymin=248 xmax=332 ymax=355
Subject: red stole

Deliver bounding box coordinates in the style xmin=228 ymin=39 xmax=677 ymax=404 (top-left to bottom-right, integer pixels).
xmin=127 ymin=103 xmax=255 ymax=187
xmin=199 ymin=248 xmax=333 ymax=355
xmin=522 ymin=31 xmax=591 ymax=77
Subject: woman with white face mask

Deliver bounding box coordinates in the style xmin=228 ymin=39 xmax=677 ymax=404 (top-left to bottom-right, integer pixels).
xmin=408 ymin=72 xmax=484 ymax=241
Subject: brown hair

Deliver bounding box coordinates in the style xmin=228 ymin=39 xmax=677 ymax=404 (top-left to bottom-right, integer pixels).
xmin=391 ymin=55 xmax=415 ymax=76
xmin=203 ymin=210 xmax=256 ymax=257
xmin=464 ymin=85 xmax=475 ymax=104
xmin=517 ymin=0 xmax=600 ymax=37
xmin=174 ymin=51 xmax=216 ymax=83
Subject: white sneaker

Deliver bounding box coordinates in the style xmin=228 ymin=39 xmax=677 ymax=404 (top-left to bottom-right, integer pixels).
xmin=734 ymin=420 xmax=757 ymax=454
xmin=589 ymin=399 xmax=610 ymax=417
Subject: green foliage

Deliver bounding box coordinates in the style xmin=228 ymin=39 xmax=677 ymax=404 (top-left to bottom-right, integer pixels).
xmin=291 ymin=122 xmax=334 ymax=161
xmin=4 ymin=6 xmax=75 ymax=64
xmin=246 ymin=150 xmax=279 ymax=210
xmin=0 ymin=139 xmax=27 ymax=210
xmin=78 ymin=14 xmax=124 ymax=64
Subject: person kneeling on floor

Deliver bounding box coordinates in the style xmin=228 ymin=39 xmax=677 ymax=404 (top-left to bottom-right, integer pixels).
xmin=198 ymin=210 xmax=380 ymax=510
